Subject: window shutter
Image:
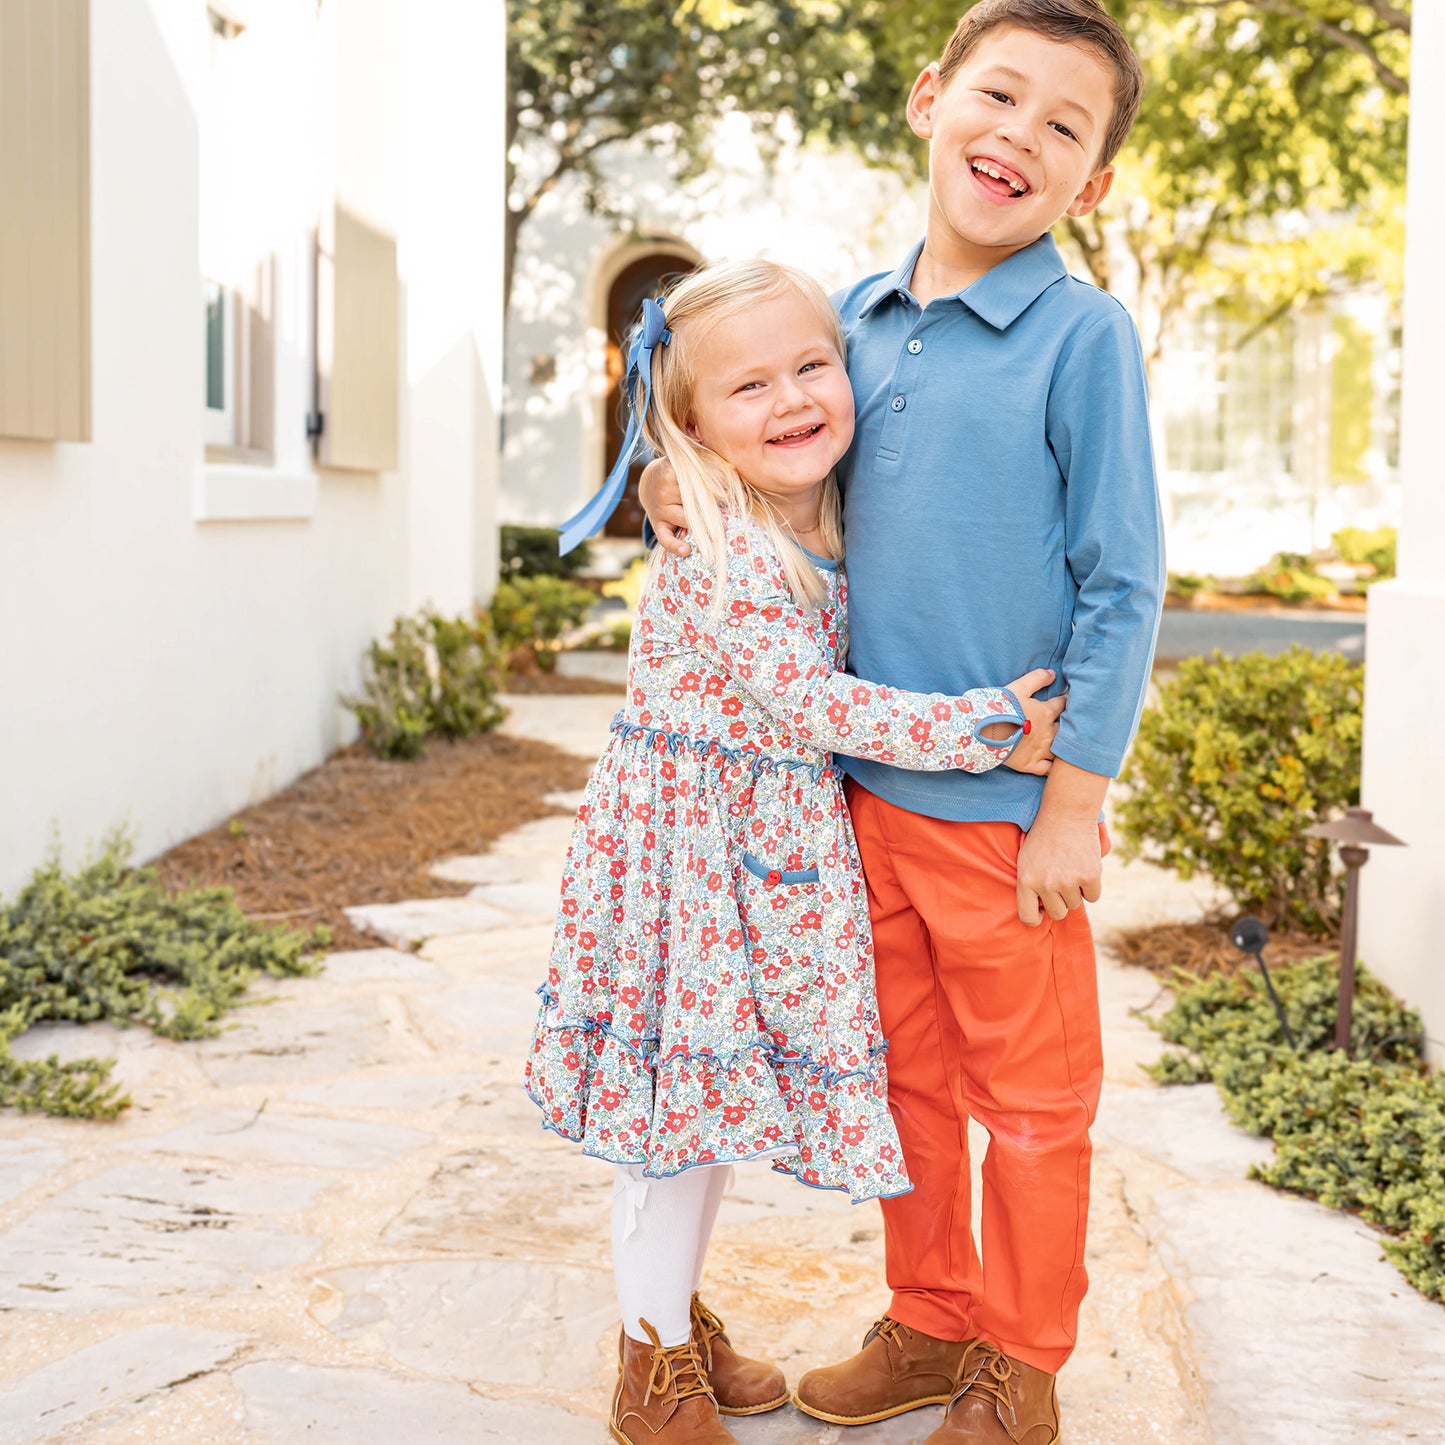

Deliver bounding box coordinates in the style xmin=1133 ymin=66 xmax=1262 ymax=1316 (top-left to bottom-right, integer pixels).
xmin=314 ymin=201 xmax=399 ymax=472
xmin=0 ymin=0 xmax=91 ymax=442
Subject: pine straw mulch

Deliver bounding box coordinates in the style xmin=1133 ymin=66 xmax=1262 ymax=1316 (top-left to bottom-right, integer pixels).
xmin=1106 ymin=918 xmax=1337 ymax=983
xmin=152 ymin=728 xmax=594 ymax=952
xmin=503 ymin=671 xmax=625 ymax=695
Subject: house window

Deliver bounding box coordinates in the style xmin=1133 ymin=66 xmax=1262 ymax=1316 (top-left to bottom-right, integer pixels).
xmin=1162 ymin=307 xmax=1296 ymax=486
xmin=203 ymin=278 xmax=239 ymax=447
xmin=199 ymin=5 xmax=274 ymax=461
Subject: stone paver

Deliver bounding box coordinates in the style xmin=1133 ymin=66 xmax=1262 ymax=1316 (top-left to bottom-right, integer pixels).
xmin=0 ymin=1140 xmax=67 ymax=1208
xmin=0 ymin=1325 xmax=246 ymax=1444
xmin=0 ymin=1159 xmax=326 ymax=1313
xmin=320 ymin=946 xmax=449 ymax=984
xmin=342 ymin=895 xmax=518 ymax=946
xmin=130 ymin=1108 xmax=431 ymax=1171
xmin=233 ymin=1361 xmax=594 ymax=1442
xmin=429 ymin=853 xmax=537 ymax=886
xmin=1 ymin=692 xmax=1442 ymax=1444
xmin=189 ymin=995 xmax=393 ymax=1087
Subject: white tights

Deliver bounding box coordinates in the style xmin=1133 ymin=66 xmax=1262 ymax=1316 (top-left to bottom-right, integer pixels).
xmin=612 ymin=1162 xmax=732 ymax=1346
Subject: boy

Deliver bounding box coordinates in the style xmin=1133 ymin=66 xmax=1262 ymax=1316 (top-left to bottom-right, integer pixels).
xmin=641 ymin=2 xmax=1163 ymax=1441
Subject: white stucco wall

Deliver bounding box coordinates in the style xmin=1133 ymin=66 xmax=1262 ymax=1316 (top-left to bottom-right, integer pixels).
xmin=402 ymin=0 xmax=502 ymax=611
xmin=501 ymin=122 xmax=928 ymax=527
xmin=1360 ymin=6 xmax=1445 ymax=1061
xmin=0 ymin=0 xmax=501 ymax=895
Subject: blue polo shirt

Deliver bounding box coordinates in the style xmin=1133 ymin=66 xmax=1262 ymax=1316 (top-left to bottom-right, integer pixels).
xmin=835 ymin=233 xmax=1165 ymax=828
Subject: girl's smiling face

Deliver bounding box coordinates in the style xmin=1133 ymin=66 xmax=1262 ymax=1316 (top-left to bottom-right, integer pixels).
xmin=685 ymin=289 xmax=855 ymax=521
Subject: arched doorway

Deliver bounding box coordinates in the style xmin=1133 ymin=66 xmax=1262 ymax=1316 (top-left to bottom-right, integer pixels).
xmin=602 ymin=250 xmax=701 ymax=537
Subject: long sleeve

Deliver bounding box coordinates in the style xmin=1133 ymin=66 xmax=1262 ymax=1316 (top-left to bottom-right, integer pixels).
xmin=674 ymin=522 xmax=1024 ymax=773
xmin=1045 ymin=308 xmax=1166 ymax=777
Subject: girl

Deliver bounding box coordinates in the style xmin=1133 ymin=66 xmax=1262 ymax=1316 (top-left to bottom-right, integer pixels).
xmin=523 ymin=260 xmax=1060 ymax=1445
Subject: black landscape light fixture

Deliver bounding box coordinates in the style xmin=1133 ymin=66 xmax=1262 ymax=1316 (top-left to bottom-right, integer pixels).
xmin=1230 ymin=915 xmax=1297 ymax=1049
xmin=1302 ymin=807 xmax=1407 ymax=1055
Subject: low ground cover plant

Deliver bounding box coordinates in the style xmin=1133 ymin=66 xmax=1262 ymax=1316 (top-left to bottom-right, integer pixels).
xmin=1150 ymin=955 xmax=1442 ymax=1301
xmin=1116 ymin=646 xmax=1362 ymax=936
xmin=0 ymin=832 xmax=324 ymax=1118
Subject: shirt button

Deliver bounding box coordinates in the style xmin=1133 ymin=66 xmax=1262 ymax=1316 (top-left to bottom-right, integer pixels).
xmin=907 ymin=339 xmax=923 ymax=354
xmin=764 ymin=870 xmax=782 ymax=888
xmin=891 ymin=395 xmax=906 ymax=412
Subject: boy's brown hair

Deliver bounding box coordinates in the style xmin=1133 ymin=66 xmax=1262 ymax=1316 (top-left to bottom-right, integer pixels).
xmin=937 ymin=0 xmax=1143 ymax=168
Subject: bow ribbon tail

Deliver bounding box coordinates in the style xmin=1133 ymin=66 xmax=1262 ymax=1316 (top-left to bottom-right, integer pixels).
xmin=558 ymin=401 xmax=641 ymax=554
xmin=557 ymin=297 xmax=669 ymax=556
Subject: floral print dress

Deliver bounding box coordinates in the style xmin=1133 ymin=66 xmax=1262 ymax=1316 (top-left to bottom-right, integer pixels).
xmin=523 ymin=512 xmax=1025 ymax=1203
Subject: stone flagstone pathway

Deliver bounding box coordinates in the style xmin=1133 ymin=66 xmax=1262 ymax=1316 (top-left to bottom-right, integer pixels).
xmin=1 ymin=693 xmax=1443 ymax=1443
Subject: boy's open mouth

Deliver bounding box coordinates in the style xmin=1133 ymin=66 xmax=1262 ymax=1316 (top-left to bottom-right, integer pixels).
xmin=970 ymin=156 xmax=1030 ymax=198
xmin=767 ymin=424 xmax=824 ymax=447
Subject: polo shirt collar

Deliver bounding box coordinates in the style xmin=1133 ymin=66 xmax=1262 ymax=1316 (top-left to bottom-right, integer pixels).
xmin=857 ymin=239 xmax=925 ymax=319
xmin=857 ymin=233 xmax=1068 ymax=330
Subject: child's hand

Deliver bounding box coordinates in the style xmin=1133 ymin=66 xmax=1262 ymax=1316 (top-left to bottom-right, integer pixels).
xmin=980 ymin=668 xmax=1062 ymax=775
xmin=638 ymin=458 xmax=691 ymax=557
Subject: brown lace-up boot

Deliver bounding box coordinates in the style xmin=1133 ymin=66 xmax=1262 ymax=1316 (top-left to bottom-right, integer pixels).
xmin=610 ymin=1317 xmax=740 ymax=1445
xmin=688 ymin=1294 xmax=789 ymax=1416
xmin=921 ymin=1339 xmax=1060 ymax=1444
xmin=793 ymin=1316 xmax=972 ymax=1425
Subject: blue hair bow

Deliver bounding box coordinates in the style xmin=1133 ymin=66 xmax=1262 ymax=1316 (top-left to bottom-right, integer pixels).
xmin=558 ymin=297 xmax=671 ymax=555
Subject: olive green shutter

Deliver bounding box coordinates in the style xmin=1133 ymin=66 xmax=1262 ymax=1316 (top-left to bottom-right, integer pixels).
xmin=0 ymin=0 xmax=91 ymax=442
xmin=315 ymin=201 xmax=399 ymax=472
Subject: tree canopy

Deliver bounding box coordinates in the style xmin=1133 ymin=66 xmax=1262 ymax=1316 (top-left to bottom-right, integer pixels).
xmin=830 ymin=0 xmax=1410 ymax=362
xmin=505 ymin=0 xmax=882 ymax=311
xmin=505 ymin=0 xmax=1412 ymax=349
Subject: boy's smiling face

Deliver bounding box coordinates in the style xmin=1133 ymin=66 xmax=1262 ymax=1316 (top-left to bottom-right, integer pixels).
xmin=908 ymin=26 xmax=1117 ymax=283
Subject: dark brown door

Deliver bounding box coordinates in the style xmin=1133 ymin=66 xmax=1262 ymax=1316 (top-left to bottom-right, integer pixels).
xmin=603 ymin=252 xmax=699 ymax=537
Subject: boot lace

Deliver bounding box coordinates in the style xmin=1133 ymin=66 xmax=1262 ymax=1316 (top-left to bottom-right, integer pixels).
xmin=644 ymin=1328 xmax=715 ymax=1406
xmin=865 ymin=1316 xmax=909 ymax=1352
xmin=950 ymin=1341 xmax=1017 ymax=1417
xmin=689 ymin=1294 xmax=729 ymax=1369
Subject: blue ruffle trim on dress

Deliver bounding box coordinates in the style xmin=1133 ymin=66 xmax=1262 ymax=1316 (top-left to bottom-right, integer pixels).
xmin=610 ymin=712 xmax=836 ymax=784
xmin=534 ymin=983 xmax=887 ymax=1087
xmin=520 ymin=1091 xmax=913 ymax=1202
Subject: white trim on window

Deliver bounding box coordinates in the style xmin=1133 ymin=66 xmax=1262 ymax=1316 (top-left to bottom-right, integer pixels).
xmin=194 ymin=463 xmax=317 ymax=522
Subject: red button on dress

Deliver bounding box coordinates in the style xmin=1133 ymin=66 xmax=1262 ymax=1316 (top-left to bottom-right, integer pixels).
xmin=764 ymin=870 xmax=782 ymax=888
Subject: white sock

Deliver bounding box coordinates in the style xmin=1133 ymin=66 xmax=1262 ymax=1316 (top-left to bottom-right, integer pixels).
xmin=690 ymin=1164 xmax=732 ymax=1294
xmin=613 ymin=1163 xmax=726 ymax=1346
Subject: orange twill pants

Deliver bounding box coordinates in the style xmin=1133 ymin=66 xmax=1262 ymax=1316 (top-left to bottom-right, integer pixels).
xmin=845 ymin=779 xmax=1105 ymax=1375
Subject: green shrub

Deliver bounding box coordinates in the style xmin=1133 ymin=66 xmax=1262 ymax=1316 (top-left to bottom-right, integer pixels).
xmin=1150 ymin=956 xmax=1443 ymax=1301
xmin=487 ymin=575 xmax=595 ymax=672
xmin=499 ymin=524 xmax=591 ymax=579
xmin=1332 ymin=525 xmax=1397 ymax=583
xmin=1116 ymin=647 xmax=1362 ymax=936
xmin=343 ymin=609 xmax=505 ymax=759
xmin=428 ymin=612 xmax=507 ymax=739
xmin=1166 ymin=571 xmax=1211 ymax=602
xmin=0 ymin=831 xmax=324 ymax=1118
xmin=591 ymin=616 xmax=633 ymax=652
xmin=1247 ymin=553 xmax=1338 ymax=604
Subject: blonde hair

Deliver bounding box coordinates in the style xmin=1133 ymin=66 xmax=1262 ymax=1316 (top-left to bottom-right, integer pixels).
xmin=637 ymin=259 xmax=846 ymax=612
